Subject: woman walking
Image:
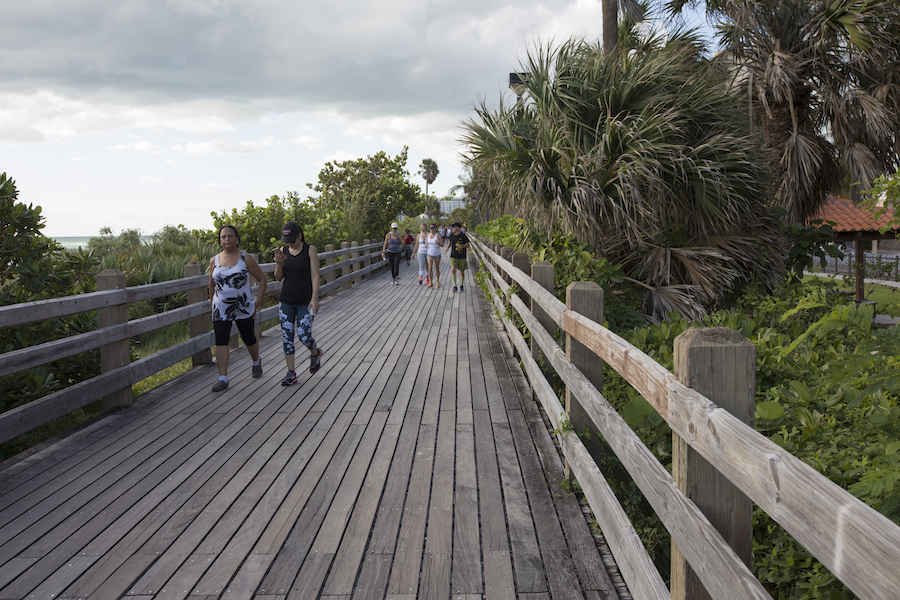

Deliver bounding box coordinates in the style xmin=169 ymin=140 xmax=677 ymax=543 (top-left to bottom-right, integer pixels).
xmin=209 ymin=225 xmax=267 ymax=392
xmin=426 ymin=223 xmax=443 ymax=288
xmin=415 ymin=223 xmax=429 ymax=285
xmin=274 ymin=222 xmax=323 ymax=385
xmin=381 ymin=222 xmax=403 ymax=285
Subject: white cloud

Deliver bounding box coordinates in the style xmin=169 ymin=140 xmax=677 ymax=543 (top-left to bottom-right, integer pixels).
xmin=288 ymin=135 xmax=324 ymax=150
xmin=110 ymin=141 xmax=164 ymax=153
xmin=172 ymin=136 xmax=275 ymax=155
xmin=141 ymin=175 xmax=163 ymax=182
xmin=2 ymin=0 xmax=704 ymax=236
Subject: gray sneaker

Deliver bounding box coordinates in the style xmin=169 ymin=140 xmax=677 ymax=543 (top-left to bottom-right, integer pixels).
xmin=252 ymin=360 xmax=263 ymax=378
xmin=212 ymin=379 xmax=229 ymax=392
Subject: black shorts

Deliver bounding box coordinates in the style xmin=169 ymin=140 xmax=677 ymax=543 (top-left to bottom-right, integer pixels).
xmin=213 ymin=317 xmax=257 ymax=347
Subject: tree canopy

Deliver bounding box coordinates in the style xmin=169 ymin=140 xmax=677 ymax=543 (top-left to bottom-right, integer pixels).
xmin=461 ymin=35 xmax=785 ymax=319
xmin=308 ymin=148 xmax=425 ymax=242
xmin=705 ymin=0 xmax=900 ymax=223
xmin=418 ymin=158 xmax=439 ymax=197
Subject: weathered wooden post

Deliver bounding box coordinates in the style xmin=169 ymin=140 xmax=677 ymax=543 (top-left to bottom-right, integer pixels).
xmin=362 ymin=238 xmax=370 ymax=277
xmin=351 ymin=241 xmax=360 ymax=283
xmin=341 ymin=241 xmax=351 ymax=292
xmin=671 ymin=327 xmax=755 ymax=600
xmin=185 ymin=261 xmax=212 ymax=366
xmin=531 ymin=261 xmax=554 ymax=364
xmin=324 ymin=243 xmax=335 ymax=294
xmin=96 ymin=269 xmax=132 ymax=410
xmin=512 ymin=252 xmax=530 ymax=295
xmin=501 ymin=247 xmax=515 ymax=285
xmin=565 ymin=282 xmax=604 ymax=473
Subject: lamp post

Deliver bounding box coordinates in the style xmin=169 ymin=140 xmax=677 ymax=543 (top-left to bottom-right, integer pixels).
xmin=509 ymin=72 xmax=528 ymax=108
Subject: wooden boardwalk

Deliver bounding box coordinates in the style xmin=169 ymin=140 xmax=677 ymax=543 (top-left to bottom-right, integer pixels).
xmin=0 ymin=256 xmax=618 ymax=600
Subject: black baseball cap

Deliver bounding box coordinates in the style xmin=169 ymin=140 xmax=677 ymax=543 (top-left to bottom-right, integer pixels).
xmin=281 ymin=222 xmax=301 ymax=243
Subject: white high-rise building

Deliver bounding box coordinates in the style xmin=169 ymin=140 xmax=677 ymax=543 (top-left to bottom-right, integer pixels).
xmin=440 ymin=198 xmax=466 ymax=214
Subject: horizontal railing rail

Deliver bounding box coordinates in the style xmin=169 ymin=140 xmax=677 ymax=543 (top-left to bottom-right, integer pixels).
xmin=0 ymin=240 xmax=385 ymax=446
xmin=472 ymin=238 xmax=900 ymax=600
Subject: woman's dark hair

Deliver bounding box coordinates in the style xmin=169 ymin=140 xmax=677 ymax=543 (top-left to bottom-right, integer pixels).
xmin=218 ymin=224 xmax=240 ymax=245
xmin=296 ymin=223 xmax=306 ymax=244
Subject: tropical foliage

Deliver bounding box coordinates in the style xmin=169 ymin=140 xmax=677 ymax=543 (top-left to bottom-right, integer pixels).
xmin=308 ymin=148 xmax=426 ymax=243
xmin=601 ymin=283 xmax=900 ymax=599
xmin=706 ymin=0 xmax=900 ymax=224
xmin=1 ymin=173 xmax=102 ymax=458
xmin=418 ymin=158 xmax=439 ymax=198
xmin=211 ymin=192 xmax=317 ymax=261
xmin=462 ymin=36 xmax=786 ymax=319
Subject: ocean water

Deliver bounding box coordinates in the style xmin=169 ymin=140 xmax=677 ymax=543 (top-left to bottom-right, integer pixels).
xmin=54 ymin=236 xmax=93 ymax=250
xmin=53 ymin=236 xmax=152 ymax=250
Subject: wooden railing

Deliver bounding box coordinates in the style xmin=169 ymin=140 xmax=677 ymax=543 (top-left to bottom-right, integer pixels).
xmin=472 ymin=238 xmax=900 ymax=600
xmin=0 ymin=240 xmax=385 ymax=446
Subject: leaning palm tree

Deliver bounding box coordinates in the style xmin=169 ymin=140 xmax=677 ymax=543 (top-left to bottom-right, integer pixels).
xmin=707 ymin=0 xmax=900 ymax=224
xmin=418 ymin=158 xmax=439 ymax=197
xmin=461 ymin=34 xmax=786 ymax=320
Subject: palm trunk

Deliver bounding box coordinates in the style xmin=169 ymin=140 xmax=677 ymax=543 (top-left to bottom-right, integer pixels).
xmin=602 ymin=0 xmax=618 ymax=58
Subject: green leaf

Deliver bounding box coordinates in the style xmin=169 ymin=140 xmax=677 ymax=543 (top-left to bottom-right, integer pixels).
xmin=757 ymin=401 xmax=785 ymax=421
xmin=623 ymin=396 xmax=655 ymax=426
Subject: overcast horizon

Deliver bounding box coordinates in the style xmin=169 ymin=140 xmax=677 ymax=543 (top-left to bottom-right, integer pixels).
xmin=2 ymin=0 xmax=709 ymax=238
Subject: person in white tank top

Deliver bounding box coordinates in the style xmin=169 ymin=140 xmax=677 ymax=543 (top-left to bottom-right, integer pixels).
xmin=425 ymin=224 xmax=443 ymax=287
xmin=415 ymin=223 xmax=429 ymax=284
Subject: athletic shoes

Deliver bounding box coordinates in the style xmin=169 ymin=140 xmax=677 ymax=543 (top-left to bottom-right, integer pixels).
xmin=418 ymin=278 xmax=423 ymax=285
xmin=251 ymin=360 xmax=263 ymax=378
xmin=460 ymin=285 xmax=464 ymax=292
xmin=281 ymin=370 xmax=297 ymax=386
xmin=211 ymin=379 xmax=229 ymax=392
xmin=452 ymin=286 xmax=458 ymax=292
xmin=310 ymin=348 xmax=324 ymax=374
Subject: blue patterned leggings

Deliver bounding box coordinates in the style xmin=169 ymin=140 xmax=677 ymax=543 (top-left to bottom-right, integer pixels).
xmin=280 ymin=302 xmax=316 ymax=355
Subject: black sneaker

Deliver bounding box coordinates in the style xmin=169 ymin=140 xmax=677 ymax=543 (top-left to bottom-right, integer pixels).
xmin=212 ymin=379 xmax=229 ymax=392
xmin=310 ymin=348 xmax=324 ymax=374
xmin=452 ymin=286 xmax=458 ymax=292
xmin=460 ymin=285 xmax=464 ymax=292
xmin=281 ymin=370 xmax=297 ymax=386
xmin=251 ymin=360 xmax=263 ymax=378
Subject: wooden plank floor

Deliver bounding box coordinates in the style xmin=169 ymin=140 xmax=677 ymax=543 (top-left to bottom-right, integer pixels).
xmin=0 ymin=255 xmax=619 ymax=600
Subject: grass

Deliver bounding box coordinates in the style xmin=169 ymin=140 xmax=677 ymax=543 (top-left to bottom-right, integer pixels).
xmin=803 ymin=273 xmax=900 ymax=317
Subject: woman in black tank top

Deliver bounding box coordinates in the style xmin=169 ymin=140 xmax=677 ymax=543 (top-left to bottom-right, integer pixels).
xmin=274 ymin=222 xmax=323 ymax=384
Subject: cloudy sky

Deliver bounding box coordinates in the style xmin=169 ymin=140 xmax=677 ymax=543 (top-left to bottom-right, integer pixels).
xmin=1 ymin=0 xmax=705 ymax=238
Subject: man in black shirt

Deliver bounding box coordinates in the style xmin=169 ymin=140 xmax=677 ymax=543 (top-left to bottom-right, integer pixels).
xmin=446 ymin=222 xmax=470 ymax=292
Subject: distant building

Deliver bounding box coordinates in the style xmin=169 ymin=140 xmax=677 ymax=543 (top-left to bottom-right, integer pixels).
xmin=440 ymin=198 xmax=466 ymax=214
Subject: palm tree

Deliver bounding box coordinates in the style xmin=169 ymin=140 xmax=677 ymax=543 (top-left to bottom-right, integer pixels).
xmin=419 ymin=158 xmax=439 ymax=197
xmin=708 ymin=0 xmax=900 ymax=224
xmin=600 ymin=0 xmax=645 ymax=58
xmin=461 ymin=35 xmax=785 ymax=320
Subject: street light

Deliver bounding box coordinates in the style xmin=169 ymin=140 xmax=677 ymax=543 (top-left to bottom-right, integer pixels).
xmin=509 ymin=72 xmax=528 ymax=106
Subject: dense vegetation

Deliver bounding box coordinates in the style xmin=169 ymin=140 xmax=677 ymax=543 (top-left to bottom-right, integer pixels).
xmin=477 ymin=216 xmax=900 ymax=600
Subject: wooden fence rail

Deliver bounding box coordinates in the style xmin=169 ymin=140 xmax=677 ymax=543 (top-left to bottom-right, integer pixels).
xmin=0 ymin=241 xmax=385 ymax=446
xmin=472 ymin=238 xmax=900 ymax=600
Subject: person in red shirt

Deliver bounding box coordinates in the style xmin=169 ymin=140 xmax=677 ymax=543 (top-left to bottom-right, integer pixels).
xmin=401 ymin=229 xmax=415 ymax=264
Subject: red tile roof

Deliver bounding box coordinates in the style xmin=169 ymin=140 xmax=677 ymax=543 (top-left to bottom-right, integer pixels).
xmin=812 ymin=196 xmax=897 ymax=233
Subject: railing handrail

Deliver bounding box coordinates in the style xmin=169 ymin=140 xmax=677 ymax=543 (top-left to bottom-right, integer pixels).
xmin=0 ymin=240 xmax=386 ymax=445
xmin=473 ymin=238 xmax=900 ymax=600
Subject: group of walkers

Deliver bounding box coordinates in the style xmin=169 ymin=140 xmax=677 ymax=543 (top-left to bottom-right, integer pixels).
xmin=209 ymin=219 xmax=470 ymax=393
xmin=209 ymin=222 xmax=323 ymax=393
xmin=393 ymin=222 xmax=470 ymax=291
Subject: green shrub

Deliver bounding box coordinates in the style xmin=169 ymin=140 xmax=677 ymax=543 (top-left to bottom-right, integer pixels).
xmin=597 ymin=284 xmax=900 ymax=599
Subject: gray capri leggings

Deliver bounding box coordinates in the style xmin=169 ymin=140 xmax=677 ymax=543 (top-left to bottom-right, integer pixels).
xmin=417 ymin=252 xmax=428 ymax=275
